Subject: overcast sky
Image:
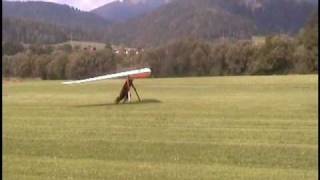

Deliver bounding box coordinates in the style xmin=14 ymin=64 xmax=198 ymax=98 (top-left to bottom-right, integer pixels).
xmin=6 ymin=0 xmax=119 ymax=11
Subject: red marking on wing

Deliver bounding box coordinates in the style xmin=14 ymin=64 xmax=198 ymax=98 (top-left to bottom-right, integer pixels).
xmin=129 ymin=72 xmax=151 ymax=79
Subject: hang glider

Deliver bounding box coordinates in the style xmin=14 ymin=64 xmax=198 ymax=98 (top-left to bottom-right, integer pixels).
xmin=62 ymin=67 xmax=152 ymax=104
xmin=62 ymin=67 xmax=151 ymax=85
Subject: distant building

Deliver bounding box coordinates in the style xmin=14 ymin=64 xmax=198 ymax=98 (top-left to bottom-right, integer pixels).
xmin=112 ymin=46 xmax=144 ymax=56
xmin=83 ymin=46 xmax=96 ymax=52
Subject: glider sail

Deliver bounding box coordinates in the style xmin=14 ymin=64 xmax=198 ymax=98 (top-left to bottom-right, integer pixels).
xmin=62 ymin=67 xmax=151 ymax=85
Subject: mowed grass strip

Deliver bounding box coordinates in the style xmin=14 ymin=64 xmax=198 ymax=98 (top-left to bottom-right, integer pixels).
xmin=3 ymin=75 xmax=318 ymax=180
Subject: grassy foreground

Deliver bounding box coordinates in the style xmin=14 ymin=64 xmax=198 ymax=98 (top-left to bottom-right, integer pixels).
xmin=3 ymin=75 xmax=318 ymax=180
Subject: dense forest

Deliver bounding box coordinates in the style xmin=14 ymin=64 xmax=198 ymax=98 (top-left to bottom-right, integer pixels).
xmin=2 ymin=12 xmax=318 ymax=79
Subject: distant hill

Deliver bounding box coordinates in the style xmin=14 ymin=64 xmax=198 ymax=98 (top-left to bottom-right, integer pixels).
xmin=2 ymin=1 xmax=110 ymax=44
xmin=243 ymin=0 xmax=317 ymax=33
xmin=3 ymin=1 xmax=110 ymax=30
xmin=3 ymin=17 xmax=68 ymax=44
xmin=103 ymin=0 xmax=317 ymax=47
xmin=297 ymin=0 xmax=318 ymax=4
xmin=2 ymin=17 xmax=106 ymax=44
xmin=91 ymin=0 xmax=170 ymax=22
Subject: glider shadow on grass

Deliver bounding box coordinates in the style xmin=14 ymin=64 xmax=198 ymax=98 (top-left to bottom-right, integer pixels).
xmin=74 ymin=99 xmax=162 ymax=108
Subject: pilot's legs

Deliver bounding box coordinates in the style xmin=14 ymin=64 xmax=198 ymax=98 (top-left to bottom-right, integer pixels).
xmin=115 ymin=96 xmax=122 ymax=104
xmin=128 ymin=91 xmax=131 ymax=102
xmin=115 ymin=92 xmax=126 ymax=104
xmin=122 ymin=91 xmax=131 ymax=103
xmin=122 ymin=96 xmax=127 ymax=103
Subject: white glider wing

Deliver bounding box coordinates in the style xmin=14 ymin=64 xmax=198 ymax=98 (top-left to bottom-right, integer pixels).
xmin=62 ymin=67 xmax=151 ymax=85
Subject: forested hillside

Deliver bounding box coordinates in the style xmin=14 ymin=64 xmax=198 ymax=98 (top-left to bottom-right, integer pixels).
xmin=104 ymin=0 xmax=317 ymax=47
xmin=2 ymin=17 xmax=107 ymax=44
xmin=3 ymin=1 xmax=110 ymax=30
xmin=3 ymin=17 xmax=67 ymax=44
xmin=2 ymin=1 xmax=110 ymax=44
xmin=92 ymin=0 xmax=169 ymax=22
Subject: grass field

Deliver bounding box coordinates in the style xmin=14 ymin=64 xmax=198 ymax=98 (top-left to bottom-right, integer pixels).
xmin=3 ymin=75 xmax=318 ymax=180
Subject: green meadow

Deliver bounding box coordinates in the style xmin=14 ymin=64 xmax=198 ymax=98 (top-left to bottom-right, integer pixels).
xmin=3 ymin=75 xmax=318 ymax=179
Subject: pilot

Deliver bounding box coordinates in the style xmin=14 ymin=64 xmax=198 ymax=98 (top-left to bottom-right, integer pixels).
xmin=115 ymin=76 xmax=136 ymax=104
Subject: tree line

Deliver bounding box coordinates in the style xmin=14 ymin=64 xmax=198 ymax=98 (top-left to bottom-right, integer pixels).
xmin=3 ymin=44 xmax=120 ymax=80
xmin=138 ymin=35 xmax=317 ymax=77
